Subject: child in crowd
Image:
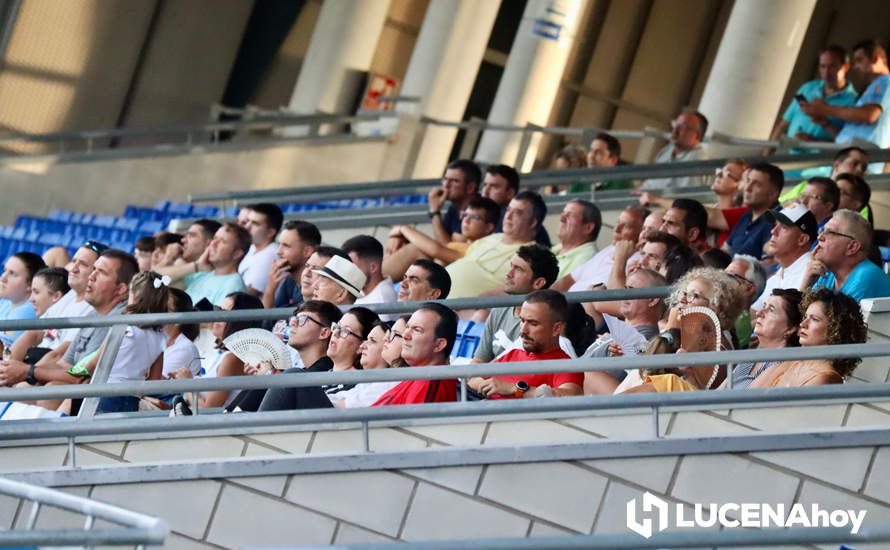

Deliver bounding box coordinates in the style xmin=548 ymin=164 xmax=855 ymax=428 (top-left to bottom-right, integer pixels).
xmin=19 ymin=267 xmax=70 ymax=364
xmin=0 ymin=252 xmax=46 ymax=351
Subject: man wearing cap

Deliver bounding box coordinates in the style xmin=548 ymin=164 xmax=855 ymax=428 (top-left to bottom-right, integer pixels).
xmin=311 ymin=255 xmax=367 ymax=305
xmin=801 ymin=209 xmax=890 ymax=300
xmin=752 ymin=204 xmax=818 ymax=311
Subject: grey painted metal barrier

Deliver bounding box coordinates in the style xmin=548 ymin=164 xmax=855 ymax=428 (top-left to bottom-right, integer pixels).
xmin=284 ymin=525 xmax=890 ymax=549
xmin=0 ymin=287 xmax=672 ymax=332
xmin=0 ymin=476 xmax=168 ymax=547
xmin=189 ymin=148 xmax=890 ymax=204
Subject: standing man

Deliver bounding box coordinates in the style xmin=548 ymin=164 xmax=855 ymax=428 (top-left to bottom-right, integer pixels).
xmin=802 ymin=39 xmax=890 ymax=148
xmin=769 ymin=45 xmax=858 ymax=146
xmin=239 ymin=203 xmax=283 ymax=296
xmin=642 ymin=108 xmax=710 ymax=190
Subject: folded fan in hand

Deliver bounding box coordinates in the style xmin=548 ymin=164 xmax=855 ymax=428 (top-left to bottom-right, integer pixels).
xmin=223 ymin=329 xmax=292 ymax=373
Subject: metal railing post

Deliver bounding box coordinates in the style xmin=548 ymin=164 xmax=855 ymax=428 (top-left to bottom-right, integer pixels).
xmin=514 ymin=123 xmax=542 ymax=169
xmin=77 ymin=324 xmax=128 ymax=420
xmin=459 ymin=116 xmax=486 ymax=159
xmin=402 ymin=117 xmax=430 ymax=179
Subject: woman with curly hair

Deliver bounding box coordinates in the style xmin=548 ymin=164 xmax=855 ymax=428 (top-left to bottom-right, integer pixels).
xmin=750 ymin=288 xmax=867 ymax=387
xmin=618 ymin=267 xmax=746 ymax=393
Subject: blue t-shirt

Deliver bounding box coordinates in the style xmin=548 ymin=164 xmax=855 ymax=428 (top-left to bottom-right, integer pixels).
xmin=836 ymin=74 xmax=890 ymax=147
xmin=723 ymin=207 xmax=777 ymax=259
xmin=783 ymin=80 xmax=858 ymax=141
xmin=812 ymin=258 xmax=890 ymax=300
xmin=0 ymin=299 xmax=36 ymax=348
xmin=185 ymin=271 xmax=246 ymax=307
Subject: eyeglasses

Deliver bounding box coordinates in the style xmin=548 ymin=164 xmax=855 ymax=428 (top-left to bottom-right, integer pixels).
xmin=819 ymin=228 xmax=858 ymax=242
xmin=727 ymin=273 xmax=753 ymax=287
xmin=797 ymin=193 xmax=825 ymax=204
xmin=331 ymin=322 xmax=362 ymax=340
xmin=678 ymin=290 xmax=711 ymax=305
xmin=290 ymin=313 xmax=325 ymax=329
xmin=82 ymin=240 xmax=109 ymax=254
xmin=385 ymin=330 xmax=403 ymax=343
xmin=460 ymin=213 xmax=484 ymax=223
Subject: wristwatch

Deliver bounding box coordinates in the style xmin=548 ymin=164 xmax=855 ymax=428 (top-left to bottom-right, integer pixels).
xmin=26 ymin=364 xmax=37 ymax=386
xmin=513 ymin=380 xmax=529 ymax=398
xmin=428 ymin=210 xmax=441 ymax=219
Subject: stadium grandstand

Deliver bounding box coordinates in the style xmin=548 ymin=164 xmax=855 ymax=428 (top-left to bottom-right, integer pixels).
xmin=1 ymin=1 xmax=890 ymax=549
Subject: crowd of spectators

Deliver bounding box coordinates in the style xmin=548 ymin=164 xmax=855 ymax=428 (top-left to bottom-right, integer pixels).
xmin=0 ymin=39 xmax=887 ymax=415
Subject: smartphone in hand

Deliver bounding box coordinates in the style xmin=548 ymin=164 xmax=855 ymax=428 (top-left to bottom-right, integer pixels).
xmin=795 ymin=94 xmax=807 ymax=103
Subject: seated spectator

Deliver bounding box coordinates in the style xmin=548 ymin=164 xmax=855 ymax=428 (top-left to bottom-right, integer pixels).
xmin=300 ymin=246 xmax=349 ymax=307
xmin=329 ymin=319 xmax=401 ymax=408
xmin=162 ymin=288 xmax=202 ymax=378
xmin=482 ymin=164 xmax=551 ymax=247
xmin=373 ymin=303 xmax=459 ymax=406
xmin=134 ymin=236 xmax=155 ymax=272
xmin=552 ymin=205 xmax=646 ymax=292
xmin=152 ymin=232 xmax=183 ymax=270
xmin=724 ymin=254 xmax=767 ymax=348
xmin=726 ymin=288 xmax=802 ymax=388
xmin=552 ymin=199 xmax=600 ymax=278
xmin=618 ymin=267 xmax=744 ymax=393
xmin=429 ymin=159 xmax=482 ymax=244
xmin=584 ymin=268 xmax=667 ymax=395
xmin=9 ymin=242 xmax=103 ymax=363
xmin=779 ymin=146 xmax=869 ymax=203
xmin=383 ymin=196 xmax=499 ymax=280
xmin=238 ymin=203 xmax=283 ymax=297
xmin=660 ymin=198 xmax=709 ymax=253
xmin=382 ymin=316 xmax=410 ymax=368
xmin=155 ymin=219 xmax=221 ymax=274
xmin=660 ymin=242 xmax=704 ymax=284
xmin=237 ymin=206 xmax=252 ymax=228
xmin=750 ymin=288 xmax=867 ymax=387
xmin=553 ymin=143 xmax=587 ymax=170
xmin=768 ymin=45 xmax=858 ymax=147
xmin=801 ymin=40 xmax=890 ymax=149
xmin=311 ymin=255 xmax=367 ymax=306
xmin=0 ymin=250 xmax=136 ymax=414
xmin=342 ymin=235 xmax=397 ymax=307
xmin=172 ymin=292 xmax=264 ymax=410
xmin=722 ymin=162 xmax=783 ymax=259
xmin=258 ymin=306 xmax=379 ymax=411
xmin=835 ymin=172 xmax=873 ymax=225
xmin=446 ymin=190 xmax=544 ymax=298
xmin=468 ymin=289 xmax=582 ymax=399
xmin=183 ymin=222 xmax=250 ymax=306
xmin=262 ymin=220 xmax=321 ymax=311
xmin=607 ymin=231 xmax=684 ymax=290
xmin=27 ymin=267 xmax=68 ymax=319
xmin=564 ymin=132 xmax=627 ymax=193
xmin=95 ymin=272 xmax=172 ymax=413
xmin=641 ymin=108 xmax=710 ymax=190
xmin=473 ymin=245 xmax=559 ymax=363
xmin=802 ymin=209 xmax=890 ymax=300
xmin=0 ymin=252 xmax=46 ymax=349
xmin=41 ymin=246 xmax=70 ymax=269
xmin=398 ymin=259 xmax=451 ymax=302
xmin=701 ymin=248 xmax=732 ymax=269
xmin=797 ymin=177 xmax=839 ymax=231
xmin=752 ymin=204 xmax=817 ymax=311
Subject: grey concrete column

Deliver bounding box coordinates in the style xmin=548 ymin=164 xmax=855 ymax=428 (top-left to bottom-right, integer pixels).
xmin=286 ymin=0 xmax=391 ymax=118
xmin=398 ymin=0 xmax=501 ymax=178
xmin=475 ymin=0 xmax=588 ymax=171
xmin=698 ymin=0 xmax=816 ymax=148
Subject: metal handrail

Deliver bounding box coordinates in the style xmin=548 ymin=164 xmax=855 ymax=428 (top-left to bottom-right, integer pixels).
xmin=1 ymin=343 xmax=888 ymax=411
xmin=0 ymin=287 xmax=672 ymax=332
xmin=281 ymin=525 xmax=890 ymax=549
xmin=188 ymin=149 xmax=890 ymax=204
xmin=0 ymin=476 xmax=168 ymax=547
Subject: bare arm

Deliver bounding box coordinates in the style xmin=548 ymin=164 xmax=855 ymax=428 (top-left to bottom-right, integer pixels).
xmin=427 ymin=188 xmax=452 ymax=245
xmin=9 ymin=330 xmax=43 ymax=361
xmin=399 ymin=225 xmax=464 ymax=264
xmin=551 ymin=274 xmax=575 ymax=292
xmin=583 ymin=371 xmax=621 ymax=395
xmin=801 ymin=100 xmax=882 ymax=125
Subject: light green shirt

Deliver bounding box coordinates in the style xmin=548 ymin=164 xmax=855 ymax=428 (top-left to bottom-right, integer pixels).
xmin=551 ymin=241 xmax=598 ymax=279
xmin=445 ymin=234 xmax=531 ymax=299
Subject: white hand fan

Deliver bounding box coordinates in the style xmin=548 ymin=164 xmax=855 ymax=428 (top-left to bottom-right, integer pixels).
xmin=223 ymin=329 xmax=292 ymax=373
xmin=679 ymin=306 xmax=721 ymax=353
